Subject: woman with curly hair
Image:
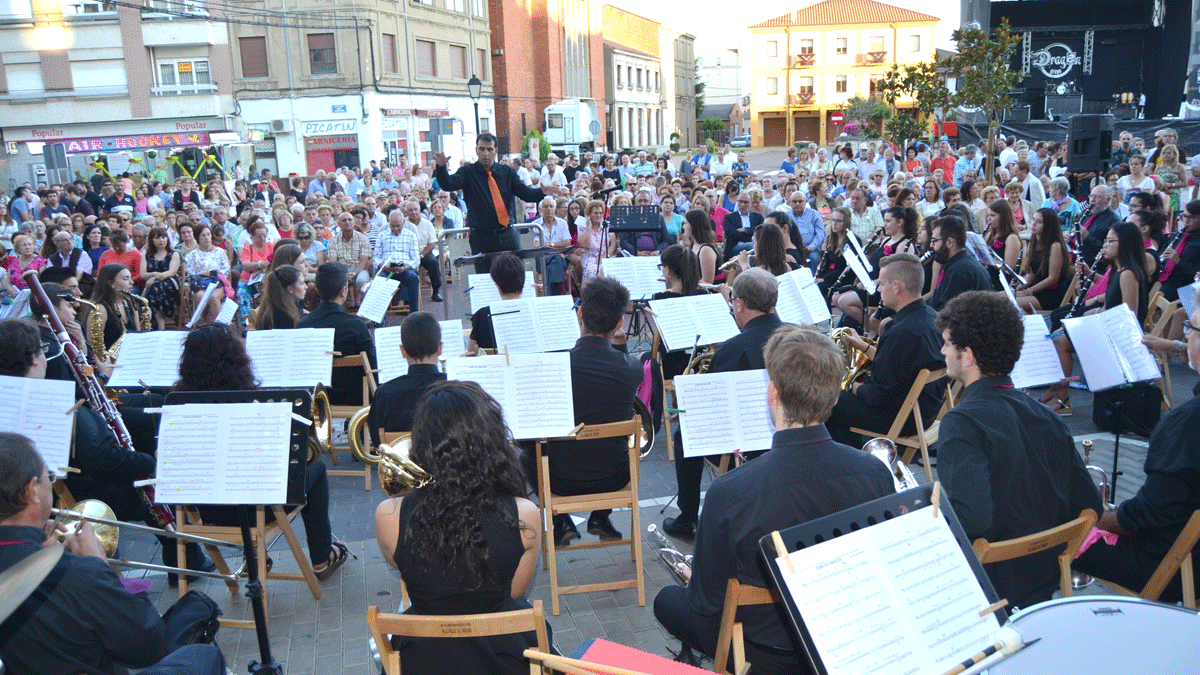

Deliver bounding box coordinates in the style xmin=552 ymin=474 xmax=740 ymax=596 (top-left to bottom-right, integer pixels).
xmin=171 ymin=323 xmax=348 ymax=580
xmin=374 ymin=381 xmax=544 ymax=675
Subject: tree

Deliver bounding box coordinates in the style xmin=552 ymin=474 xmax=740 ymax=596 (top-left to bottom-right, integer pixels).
xmin=701 ymin=116 xmax=725 ymax=143
xmin=946 ymin=18 xmax=1021 ymax=183
xmin=694 ymin=60 xmax=706 ymax=121
xmin=521 ymin=128 xmax=550 ymax=162
xmin=877 ymin=59 xmax=955 ymax=148
xmin=669 ymin=132 xmax=681 ymax=153
xmin=839 ymin=97 xmax=889 ymax=140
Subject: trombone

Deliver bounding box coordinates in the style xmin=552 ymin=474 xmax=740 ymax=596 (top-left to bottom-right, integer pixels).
xmin=647 ymin=524 xmax=692 ymax=585
xmin=51 ymin=500 xmax=242 ymax=582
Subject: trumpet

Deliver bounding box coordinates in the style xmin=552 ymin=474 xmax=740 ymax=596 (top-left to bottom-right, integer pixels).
xmin=51 ymin=500 xmax=241 ymax=582
xmin=1072 ymin=439 xmax=1111 ymax=590
xmin=861 ymin=438 xmax=920 ymax=492
xmin=647 ymin=524 xmax=692 ymax=585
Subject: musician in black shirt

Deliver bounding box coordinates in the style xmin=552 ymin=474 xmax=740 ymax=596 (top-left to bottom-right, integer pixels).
xmin=297 ymin=263 xmax=377 ymax=406
xmin=928 ymin=214 xmax=992 ymax=311
xmin=368 ymin=312 xmax=448 ymax=446
xmin=468 ymin=252 xmax=526 ymax=352
xmin=826 ymin=253 xmax=944 ymax=446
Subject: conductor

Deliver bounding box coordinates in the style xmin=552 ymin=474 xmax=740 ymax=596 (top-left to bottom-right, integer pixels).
xmin=433 ymin=133 xmax=559 ymax=272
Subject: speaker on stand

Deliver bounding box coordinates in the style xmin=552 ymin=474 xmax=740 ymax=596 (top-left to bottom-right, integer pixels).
xmin=1067 ymin=114 xmax=1114 ymax=174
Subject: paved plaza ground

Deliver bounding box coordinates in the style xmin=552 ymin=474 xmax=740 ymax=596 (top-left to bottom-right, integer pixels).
xmin=113 ymin=270 xmax=1197 ymax=675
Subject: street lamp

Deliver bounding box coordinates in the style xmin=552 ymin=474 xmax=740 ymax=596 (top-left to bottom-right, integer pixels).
xmin=467 ymin=75 xmax=482 ymax=134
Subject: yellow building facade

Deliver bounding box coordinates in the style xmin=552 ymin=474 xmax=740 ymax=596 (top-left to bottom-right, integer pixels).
xmin=748 ymin=0 xmax=939 ymax=147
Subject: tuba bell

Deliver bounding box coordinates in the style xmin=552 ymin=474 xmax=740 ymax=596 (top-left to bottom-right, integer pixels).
xmin=831 ymin=327 xmax=875 ymax=390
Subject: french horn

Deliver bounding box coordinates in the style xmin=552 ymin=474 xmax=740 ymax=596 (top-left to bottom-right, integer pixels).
xmin=345 ymin=409 xmax=434 ymax=496
xmin=831 ymin=327 xmax=875 ymax=390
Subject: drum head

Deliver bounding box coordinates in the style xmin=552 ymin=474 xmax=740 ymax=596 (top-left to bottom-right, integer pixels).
xmin=989 ymin=596 xmax=1200 ymax=673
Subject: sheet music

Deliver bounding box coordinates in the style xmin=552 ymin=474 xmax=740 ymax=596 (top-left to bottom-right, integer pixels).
xmin=467 ymin=271 xmax=536 ymax=313
xmin=1062 ymin=304 xmax=1160 ymax=392
xmin=649 ymin=293 xmax=741 ymax=351
xmin=440 ymin=320 xmax=468 ymax=354
xmin=1 ymin=290 xmax=31 ymax=318
xmin=444 ymin=353 xmax=575 ymax=439
xmin=106 ymin=331 xmax=187 ymax=388
xmin=846 ymin=230 xmax=874 ymax=272
xmin=1179 ymin=280 xmax=1199 ymax=319
xmin=356 ymin=276 xmax=401 ymax=324
xmin=155 ymin=401 xmax=293 ymax=505
xmin=245 ymin=328 xmax=335 ymax=388
xmin=0 ymin=375 xmax=77 ymax=472
xmin=186 ymin=281 xmax=218 ymax=328
xmin=1010 ymin=314 xmax=1066 ymax=389
xmin=774 ymin=505 xmax=1000 ymax=675
xmin=997 ymin=270 xmax=1019 ymax=309
xmin=490 ymin=295 xmax=580 ymax=354
xmin=215 ymin=298 xmax=239 ymax=325
xmin=964 ymin=231 xmax=994 ymax=266
xmin=374 ymin=325 xmax=407 ymax=384
xmin=776 ymin=268 xmax=832 ymax=326
xmin=843 ymin=244 xmax=877 ymax=295
xmin=674 ymin=369 xmax=774 ymax=457
xmin=602 ymin=256 xmax=667 ymax=300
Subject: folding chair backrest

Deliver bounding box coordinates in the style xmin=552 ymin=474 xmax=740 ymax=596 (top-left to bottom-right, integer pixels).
xmin=331 ymin=350 xmax=377 ymax=405
xmin=972 ymin=509 xmax=1098 ymax=597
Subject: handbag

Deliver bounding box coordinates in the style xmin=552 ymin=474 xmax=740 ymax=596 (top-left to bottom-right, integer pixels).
xmin=161 ymin=589 xmax=221 ymax=652
xmin=1091 ymin=382 xmax=1162 ymax=436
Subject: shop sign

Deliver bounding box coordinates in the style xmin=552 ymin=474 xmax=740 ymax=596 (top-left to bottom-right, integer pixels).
xmin=380 ymin=117 xmax=409 ymax=131
xmin=380 ymin=108 xmax=449 ymax=118
xmin=302 ymin=119 xmax=357 ymax=136
xmin=304 ymin=135 xmax=358 ymax=148
xmin=57 ymin=132 xmax=211 ymax=153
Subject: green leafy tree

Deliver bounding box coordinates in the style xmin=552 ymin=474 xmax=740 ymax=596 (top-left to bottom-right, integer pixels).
xmin=877 ymin=59 xmax=954 ymax=147
xmin=669 ymin=132 xmax=681 ymax=153
xmin=694 ymin=58 xmax=706 ymax=120
xmin=946 ymin=18 xmax=1021 ymax=183
xmin=839 ymin=97 xmax=889 ymax=140
xmin=521 ymin=128 xmax=550 ymax=162
xmin=701 ymin=116 xmax=725 ymax=143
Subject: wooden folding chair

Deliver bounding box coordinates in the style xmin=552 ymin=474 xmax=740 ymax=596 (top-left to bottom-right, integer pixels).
xmin=536 ymin=418 xmax=645 ymax=615
xmin=367 ymin=601 xmax=549 ymax=675
xmin=850 ymin=367 xmax=949 ymax=482
xmin=713 ymin=578 xmax=783 ymax=675
xmin=524 ymin=649 xmax=667 ymax=675
xmin=1091 ymin=509 xmax=1200 ymax=610
xmin=1144 ymin=293 xmax=1180 ymax=409
xmin=971 ymin=509 xmax=1098 ymax=599
xmin=651 ymin=327 xmax=677 ymax=462
xmin=174 ymin=504 xmax=322 ymax=629
xmin=319 ymin=351 xmax=378 ymax=490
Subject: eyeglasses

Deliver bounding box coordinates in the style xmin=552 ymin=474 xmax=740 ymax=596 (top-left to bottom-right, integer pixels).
xmin=46 ymin=470 xmax=57 ymax=484
xmin=297 ymin=236 xmax=311 ymax=241
xmin=1184 ymin=320 xmax=1194 ymax=336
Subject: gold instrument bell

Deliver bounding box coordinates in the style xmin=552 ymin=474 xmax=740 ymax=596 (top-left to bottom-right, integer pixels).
xmin=378 ymin=436 xmax=435 ymax=496
xmin=56 ymin=499 xmax=120 ymax=557
xmin=830 ymin=327 xmax=875 ymax=390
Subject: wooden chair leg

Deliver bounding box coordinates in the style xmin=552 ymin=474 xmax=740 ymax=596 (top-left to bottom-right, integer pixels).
xmin=1183 ymin=552 xmax=1196 ymax=610
xmin=541 ymin=455 xmax=561 ymax=616
xmin=177 ymin=535 xmax=188 ymax=597
xmin=630 ymin=442 xmax=645 ymax=607
xmin=272 ymin=505 xmax=322 ymax=601
xmin=207 ymin=544 xmax=240 ymax=596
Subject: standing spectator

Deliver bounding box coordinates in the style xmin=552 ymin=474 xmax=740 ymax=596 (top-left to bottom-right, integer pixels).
xmin=10 ymin=187 xmax=35 ymax=223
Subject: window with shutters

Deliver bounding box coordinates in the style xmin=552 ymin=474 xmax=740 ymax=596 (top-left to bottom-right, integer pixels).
xmin=836 ymin=37 xmax=848 ymax=55
xmin=766 ymin=77 xmax=778 ymax=95
xmin=799 ymin=39 xmax=814 ymax=55
xmin=382 ymin=34 xmax=397 ymax=74
xmin=476 ymin=48 xmax=487 ymax=80
xmin=836 ymin=75 xmax=847 ymax=93
xmin=450 ymin=45 xmax=466 ymax=79
xmin=239 ymin=36 xmax=269 ymax=79
xmin=416 ymin=39 xmax=436 ymax=78
xmin=766 ymin=41 xmax=777 ymax=58
xmin=909 ymin=35 xmax=921 ymax=52
xmin=308 ymin=33 xmax=336 ymax=75
xmin=155 ymin=58 xmax=211 ymax=95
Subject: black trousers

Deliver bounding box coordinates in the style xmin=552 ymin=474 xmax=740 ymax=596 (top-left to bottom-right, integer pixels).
xmin=470 ymin=227 xmax=521 ymax=274
xmin=825 ymin=391 xmax=898 ymax=447
xmin=138 ymin=644 xmax=225 ymax=675
xmin=519 ymin=446 xmax=624 ymax=520
xmin=1073 ymin=537 xmax=1196 ymax=603
xmin=654 ymin=586 xmax=810 ymax=675
xmin=419 ymin=252 xmax=442 ymax=291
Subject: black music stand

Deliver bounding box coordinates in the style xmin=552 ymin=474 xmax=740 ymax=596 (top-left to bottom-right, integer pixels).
xmin=607 ymin=205 xmax=660 ymax=233
xmin=162 ymin=389 xmax=312 ymax=675
xmin=759 ymin=484 xmax=1004 ymax=675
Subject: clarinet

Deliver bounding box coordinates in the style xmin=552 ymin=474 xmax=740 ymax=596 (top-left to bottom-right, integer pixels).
xmin=22 ymin=270 xmax=176 ymax=531
xmin=919 ymin=249 xmax=935 ymax=264
xmin=1159 ymin=230 xmax=1187 ymax=266
xmin=989 ymin=246 xmax=1024 ymax=286
xmin=1067 ymin=249 xmax=1107 ymax=318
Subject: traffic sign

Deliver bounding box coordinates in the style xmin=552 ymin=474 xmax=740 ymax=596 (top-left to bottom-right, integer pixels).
xmin=830 ymin=111 xmax=844 ymax=124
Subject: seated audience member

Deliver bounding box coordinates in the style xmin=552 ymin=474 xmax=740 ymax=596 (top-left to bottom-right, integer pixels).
xmin=654 ymin=326 xmax=895 ymax=674
xmin=172 ymin=323 xmax=348 ymax=580
xmin=927 ymin=214 xmax=992 ymax=310
xmin=372 ymin=209 xmax=421 ymax=312
xmin=96 ymin=229 xmax=143 ymax=287
xmin=826 ymin=253 xmax=944 ymax=446
xmin=1072 ymin=298 xmax=1200 ymax=602
xmin=526 ymin=277 xmax=643 ymax=546
xmin=400 ymin=200 xmax=443 ymax=302
xmin=0 ymin=432 xmax=226 ymax=675
xmin=0 ymin=318 xmax=211 ymax=580
xmin=663 ymin=268 xmax=785 ymax=539
xmin=468 ymin=252 xmax=526 ymax=352
xmin=936 ymin=291 xmax=1103 ymax=607
xmin=368 ymin=312 xmax=448 ymax=447
xmin=374 ymin=382 xmax=546 ymax=675
xmin=253 ymin=264 xmax=305 ymax=330
xmin=297 ymin=263 xmax=377 ymax=405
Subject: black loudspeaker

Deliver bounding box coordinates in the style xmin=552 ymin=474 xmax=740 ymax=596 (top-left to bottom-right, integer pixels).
xmin=1067 ymin=114 xmax=1114 ymax=173
xmin=1008 ymin=106 xmax=1030 ymax=123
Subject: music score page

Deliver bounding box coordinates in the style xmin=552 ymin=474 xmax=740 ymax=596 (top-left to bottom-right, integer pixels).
xmin=1062 ymin=304 xmax=1160 ymax=392
xmin=602 ymin=256 xmax=668 ymax=300
xmin=444 ymin=353 xmax=575 ymax=439
xmin=245 ymin=328 xmax=335 ymax=388
xmin=356 ymin=276 xmax=401 ymax=324
xmin=674 ymin=369 xmax=774 ymax=457
xmin=774 ymin=505 xmax=1000 ymax=675
xmin=1010 ymin=314 xmax=1065 ymax=389
xmin=649 ymin=293 xmax=740 ymax=352
xmin=489 ymin=295 xmax=580 ymax=354
xmin=155 ymin=401 xmax=293 ymax=505
xmin=106 ymin=331 xmax=187 ymax=388
xmin=467 ymin=272 xmax=536 ymax=313
xmin=0 ymin=375 xmax=76 ymax=472
xmin=775 ymin=268 xmax=832 ymax=326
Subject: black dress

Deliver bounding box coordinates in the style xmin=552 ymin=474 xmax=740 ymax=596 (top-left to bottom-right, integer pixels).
xmin=1103 ymin=267 xmax=1149 ymax=324
xmin=391 ymin=496 xmax=544 ymax=675
xmin=101 ymin=298 xmax=138 ymax=352
xmin=1026 ymin=246 xmax=1069 ymax=310
xmin=143 ymin=252 xmax=179 ymax=321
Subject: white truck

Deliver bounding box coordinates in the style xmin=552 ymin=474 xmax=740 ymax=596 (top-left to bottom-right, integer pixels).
xmin=542 ymin=98 xmax=600 ymax=154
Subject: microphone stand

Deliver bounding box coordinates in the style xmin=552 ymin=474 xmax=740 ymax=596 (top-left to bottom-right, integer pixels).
xmin=239 ymin=505 xmax=282 ymax=675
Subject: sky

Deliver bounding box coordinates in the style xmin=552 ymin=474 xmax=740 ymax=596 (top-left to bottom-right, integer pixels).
xmin=602 ymin=0 xmax=963 ymax=56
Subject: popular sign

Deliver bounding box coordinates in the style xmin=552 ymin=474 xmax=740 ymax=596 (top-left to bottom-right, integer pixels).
xmin=1031 ymin=43 xmax=1082 ymax=79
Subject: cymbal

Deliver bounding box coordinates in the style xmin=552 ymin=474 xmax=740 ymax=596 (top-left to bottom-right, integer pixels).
xmin=0 ymin=544 xmax=63 ymax=622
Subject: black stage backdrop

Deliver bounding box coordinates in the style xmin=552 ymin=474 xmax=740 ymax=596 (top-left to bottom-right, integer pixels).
xmin=957 ymin=120 xmax=1200 ymax=159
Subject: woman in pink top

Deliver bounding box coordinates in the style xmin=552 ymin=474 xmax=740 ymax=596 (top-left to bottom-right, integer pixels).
xmin=239 ymin=218 xmax=275 ymax=285
xmin=6 ymin=233 xmax=46 ymax=289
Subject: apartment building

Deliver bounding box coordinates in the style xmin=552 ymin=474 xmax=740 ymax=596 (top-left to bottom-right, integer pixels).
xmin=0 ymin=0 xmax=236 ymax=186
xmin=748 ymin=0 xmax=939 ymax=147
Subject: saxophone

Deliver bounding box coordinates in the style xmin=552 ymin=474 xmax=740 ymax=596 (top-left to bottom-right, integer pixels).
xmin=122 ymin=289 xmax=152 ymax=332
xmin=77 ymin=297 xmax=110 ymax=362
xmin=85 ymin=291 xmax=150 ymax=362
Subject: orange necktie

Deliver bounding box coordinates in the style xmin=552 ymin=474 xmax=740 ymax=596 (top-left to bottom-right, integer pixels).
xmin=487 ymin=169 xmax=510 ymax=227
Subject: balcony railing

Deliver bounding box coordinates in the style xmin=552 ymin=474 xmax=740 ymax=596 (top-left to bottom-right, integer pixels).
xmin=863 ymin=51 xmax=888 ymax=64
xmin=793 ymin=53 xmax=815 ymax=67
xmin=0 ymin=85 xmax=129 ymax=101
xmin=151 ymin=83 xmax=217 ymax=96
xmin=795 ymin=92 xmax=816 ymax=105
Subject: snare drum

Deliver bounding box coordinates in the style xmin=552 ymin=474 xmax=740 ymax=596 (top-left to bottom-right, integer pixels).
xmin=988 ymin=596 xmax=1200 ymax=673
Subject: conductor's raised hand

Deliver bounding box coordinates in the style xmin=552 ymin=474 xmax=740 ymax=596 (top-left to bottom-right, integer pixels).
xmin=434 ymin=152 xmax=448 ymax=169
xmin=540 ymin=182 xmax=563 ymax=196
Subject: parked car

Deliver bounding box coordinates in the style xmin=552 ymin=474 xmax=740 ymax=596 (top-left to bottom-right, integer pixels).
xmin=730 ymin=134 xmax=751 ymax=148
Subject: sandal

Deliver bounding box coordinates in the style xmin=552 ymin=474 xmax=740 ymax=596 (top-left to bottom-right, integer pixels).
xmin=314 ymin=541 xmax=349 ymax=581
xmin=1047 ymin=398 xmax=1073 ymax=416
